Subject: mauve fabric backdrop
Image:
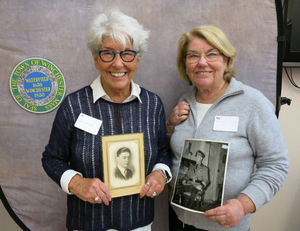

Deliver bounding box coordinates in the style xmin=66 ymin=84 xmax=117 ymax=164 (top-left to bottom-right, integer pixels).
xmin=0 ymin=0 xmax=278 ymax=230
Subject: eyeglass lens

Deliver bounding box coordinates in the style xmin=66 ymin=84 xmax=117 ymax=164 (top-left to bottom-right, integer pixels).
xmin=99 ymin=50 xmax=137 ymax=62
xmin=186 ymin=51 xmax=221 ymax=63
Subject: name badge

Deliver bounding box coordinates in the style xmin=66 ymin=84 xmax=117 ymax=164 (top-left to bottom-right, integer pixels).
xmin=74 ymin=113 xmax=102 ymax=135
xmin=213 ymin=116 xmax=239 ymax=132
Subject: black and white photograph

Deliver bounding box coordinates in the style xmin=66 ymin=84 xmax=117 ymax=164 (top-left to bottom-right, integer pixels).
xmin=171 ymin=139 xmax=230 ymax=213
xmin=102 ymin=133 xmax=145 ymax=198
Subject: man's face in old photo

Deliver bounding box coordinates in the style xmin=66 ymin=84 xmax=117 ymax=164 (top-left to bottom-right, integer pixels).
xmin=196 ymin=154 xmax=204 ymax=164
xmin=117 ymin=151 xmax=131 ymax=168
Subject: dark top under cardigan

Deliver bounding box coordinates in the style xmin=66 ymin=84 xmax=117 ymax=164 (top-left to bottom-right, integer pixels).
xmin=42 ymin=86 xmax=171 ymax=231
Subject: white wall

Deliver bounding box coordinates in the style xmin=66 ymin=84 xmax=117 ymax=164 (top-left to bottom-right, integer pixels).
xmin=1 ymin=69 xmax=300 ymax=230
xmin=251 ymin=68 xmax=300 ymax=231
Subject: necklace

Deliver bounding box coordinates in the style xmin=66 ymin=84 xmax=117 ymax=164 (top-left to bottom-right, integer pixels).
xmin=208 ymin=82 xmax=226 ymax=104
xmin=196 ymin=82 xmax=226 ymax=104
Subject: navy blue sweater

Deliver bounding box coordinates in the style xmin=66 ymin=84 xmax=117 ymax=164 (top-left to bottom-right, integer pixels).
xmin=42 ymin=86 xmax=171 ymax=231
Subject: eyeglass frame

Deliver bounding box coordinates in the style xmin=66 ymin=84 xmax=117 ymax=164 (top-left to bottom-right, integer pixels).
xmin=96 ymin=50 xmax=139 ymax=62
xmin=185 ymin=50 xmax=223 ymax=63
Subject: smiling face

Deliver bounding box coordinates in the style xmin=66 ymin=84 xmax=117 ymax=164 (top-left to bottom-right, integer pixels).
xmin=94 ymin=36 xmax=140 ymax=99
xmin=186 ymin=37 xmax=227 ymax=90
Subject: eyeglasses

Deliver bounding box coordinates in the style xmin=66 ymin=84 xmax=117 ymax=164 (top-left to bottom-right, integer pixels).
xmin=186 ymin=50 xmax=223 ymax=63
xmin=97 ymin=50 xmax=139 ymax=62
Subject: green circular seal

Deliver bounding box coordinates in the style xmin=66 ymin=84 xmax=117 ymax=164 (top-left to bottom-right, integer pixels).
xmin=9 ymin=57 xmax=66 ymax=113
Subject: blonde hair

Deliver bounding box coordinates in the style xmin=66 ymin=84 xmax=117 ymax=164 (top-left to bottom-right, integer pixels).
xmin=177 ymin=25 xmax=237 ymax=85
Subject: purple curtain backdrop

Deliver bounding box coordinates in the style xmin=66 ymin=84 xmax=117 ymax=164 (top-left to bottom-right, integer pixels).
xmin=0 ymin=0 xmax=278 ymax=230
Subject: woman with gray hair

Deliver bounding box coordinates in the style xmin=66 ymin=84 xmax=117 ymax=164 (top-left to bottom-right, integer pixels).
xmin=167 ymin=25 xmax=288 ymax=231
xmin=42 ymin=11 xmax=171 ymax=231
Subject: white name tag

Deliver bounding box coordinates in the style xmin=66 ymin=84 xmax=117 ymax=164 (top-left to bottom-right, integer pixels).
xmin=213 ymin=116 xmax=239 ymax=132
xmin=74 ymin=113 xmax=102 ymax=135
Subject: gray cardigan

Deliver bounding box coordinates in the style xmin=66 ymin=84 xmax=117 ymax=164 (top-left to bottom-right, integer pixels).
xmin=169 ymin=78 xmax=289 ymax=231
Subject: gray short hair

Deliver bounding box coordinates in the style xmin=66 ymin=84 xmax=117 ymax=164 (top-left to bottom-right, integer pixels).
xmin=86 ymin=11 xmax=150 ymax=59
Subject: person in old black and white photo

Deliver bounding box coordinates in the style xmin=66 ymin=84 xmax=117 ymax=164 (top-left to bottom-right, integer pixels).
xmin=114 ymin=147 xmax=133 ymax=180
xmin=183 ymin=150 xmax=210 ymax=209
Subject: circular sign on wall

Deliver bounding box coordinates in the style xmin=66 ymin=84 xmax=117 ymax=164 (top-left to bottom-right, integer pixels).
xmin=9 ymin=57 xmax=66 ymax=113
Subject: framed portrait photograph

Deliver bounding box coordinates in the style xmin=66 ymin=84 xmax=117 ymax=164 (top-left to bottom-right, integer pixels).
xmin=171 ymin=139 xmax=230 ymax=214
xmin=102 ymin=133 xmax=145 ymax=198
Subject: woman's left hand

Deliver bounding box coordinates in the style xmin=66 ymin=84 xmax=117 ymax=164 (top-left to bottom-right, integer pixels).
xmin=139 ymin=170 xmax=166 ymax=198
xmin=204 ymin=199 xmax=245 ymax=229
xmin=204 ymin=194 xmax=255 ymax=229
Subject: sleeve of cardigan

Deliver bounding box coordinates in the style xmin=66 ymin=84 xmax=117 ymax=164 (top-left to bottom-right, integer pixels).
xmin=241 ymin=94 xmax=289 ymax=211
xmin=41 ymin=97 xmax=75 ymax=187
xmin=154 ymin=97 xmax=172 ymax=169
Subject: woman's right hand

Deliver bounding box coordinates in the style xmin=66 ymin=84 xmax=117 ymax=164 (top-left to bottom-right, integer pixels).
xmin=68 ymin=174 xmax=111 ymax=205
xmin=166 ymin=101 xmax=190 ymax=134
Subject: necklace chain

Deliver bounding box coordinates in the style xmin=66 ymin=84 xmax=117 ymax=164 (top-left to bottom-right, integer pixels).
xmin=208 ymin=82 xmax=226 ymax=104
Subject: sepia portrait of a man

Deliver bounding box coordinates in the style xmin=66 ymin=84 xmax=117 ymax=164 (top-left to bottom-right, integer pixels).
xmin=114 ymin=147 xmax=133 ymax=180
